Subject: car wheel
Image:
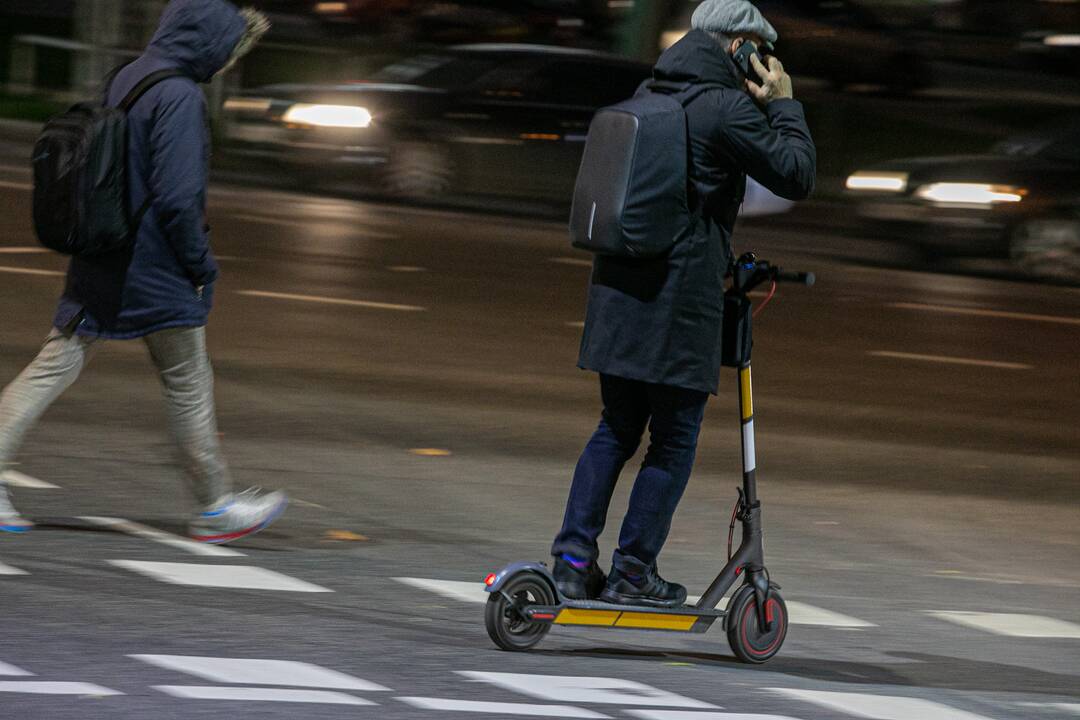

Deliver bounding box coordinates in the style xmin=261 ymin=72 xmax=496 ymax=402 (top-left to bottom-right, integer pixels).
xmin=384 ymin=141 xmax=453 ymax=201
xmin=1010 ymin=218 xmax=1080 ymax=284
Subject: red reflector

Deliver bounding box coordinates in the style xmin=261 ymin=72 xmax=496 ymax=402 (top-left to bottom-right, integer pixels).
xmin=766 ymin=602 xmax=775 ymax=623
xmin=532 ymin=613 xmax=555 ymax=620
xmin=735 ymin=566 xmax=743 ymax=576
xmin=484 ymin=573 xmax=497 ymax=586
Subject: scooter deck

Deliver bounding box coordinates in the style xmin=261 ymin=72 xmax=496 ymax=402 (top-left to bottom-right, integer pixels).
xmin=523 ymin=601 xmax=724 ymax=633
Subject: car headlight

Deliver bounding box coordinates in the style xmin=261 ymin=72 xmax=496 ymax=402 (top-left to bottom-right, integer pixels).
xmin=845 ymin=171 xmax=908 ymax=192
xmin=281 ymin=104 xmax=373 ymax=129
xmin=914 ymin=183 xmax=1025 ymax=205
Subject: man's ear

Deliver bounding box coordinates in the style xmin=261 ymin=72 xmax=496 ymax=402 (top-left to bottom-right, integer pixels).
xmin=730 ymin=37 xmax=744 ymax=55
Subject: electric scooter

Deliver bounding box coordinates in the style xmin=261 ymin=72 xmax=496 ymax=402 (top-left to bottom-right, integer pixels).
xmin=483 ymin=253 xmax=814 ymax=664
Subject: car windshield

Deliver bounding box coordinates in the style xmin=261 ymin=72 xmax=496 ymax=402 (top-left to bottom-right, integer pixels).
xmin=369 ymin=54 xmax=499 ymax=89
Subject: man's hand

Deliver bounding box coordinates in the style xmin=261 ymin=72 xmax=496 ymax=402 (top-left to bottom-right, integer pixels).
xmin=745 ymin=54 xmax=794 ymax=106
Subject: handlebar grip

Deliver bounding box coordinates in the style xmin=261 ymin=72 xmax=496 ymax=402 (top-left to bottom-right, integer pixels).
xmin=775 ymin=270 xmax=815 ymax=286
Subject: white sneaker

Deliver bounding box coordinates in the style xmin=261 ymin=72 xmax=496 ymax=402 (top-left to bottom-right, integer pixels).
xmin=0 ymin=484 xmax=33 ymax=533
xmin=189 ymin=488 xmax=287 ymax=544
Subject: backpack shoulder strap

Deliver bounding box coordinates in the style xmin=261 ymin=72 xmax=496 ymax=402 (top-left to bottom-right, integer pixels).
xmin=117 ymin=69 xmax=186 ymax=113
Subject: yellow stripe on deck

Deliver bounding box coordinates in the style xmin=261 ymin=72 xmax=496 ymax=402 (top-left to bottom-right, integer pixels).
xmin=615 ymin=612 xmax=699 ymax=631
xmin=554 ymin=609 xmax=620 ymax=626
xmin=739 ymin=367 xmax=753 ymax=421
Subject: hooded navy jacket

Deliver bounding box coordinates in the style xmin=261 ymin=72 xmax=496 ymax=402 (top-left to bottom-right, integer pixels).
xmin=54 ymin=0 xmax=246 ymax=339
xmin=578 ymin=29 xmax=816 ymax=394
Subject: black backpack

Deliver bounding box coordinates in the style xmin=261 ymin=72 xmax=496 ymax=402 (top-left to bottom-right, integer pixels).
xmin=569 ymin=81 xmax=720 ymax=259
xmin=32 ymin=69 xmax=183 ymax=256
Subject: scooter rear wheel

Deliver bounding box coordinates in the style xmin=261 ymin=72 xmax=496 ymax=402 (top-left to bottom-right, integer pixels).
xmin=484 ymin=572 xmax=555 ymax=651
xmin=726 ymin=584 xmax=788 ymax=664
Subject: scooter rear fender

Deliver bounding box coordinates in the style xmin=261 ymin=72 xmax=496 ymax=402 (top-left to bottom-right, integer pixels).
xmin=484 ymin=562 xmax=556 ymax=596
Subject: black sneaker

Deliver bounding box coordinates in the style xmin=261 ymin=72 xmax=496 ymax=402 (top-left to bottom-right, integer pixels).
xmin=599 ymin=566 xmax=687 ymax=608
xmin=553 ymin=556 xmax=607 ymax=600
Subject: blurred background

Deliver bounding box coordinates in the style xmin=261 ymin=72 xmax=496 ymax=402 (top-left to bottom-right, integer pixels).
xmin=3 ymin=0 xmax=1079 ymax=280
xmin=0 ymin=4 xmax=1078 ymax=719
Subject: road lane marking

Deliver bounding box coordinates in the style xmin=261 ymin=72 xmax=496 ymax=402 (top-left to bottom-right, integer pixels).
xmin=395 ymin=577 xmax=484 ymax=603
xmin=928 ymin=611 xmax=1080 ymax=638
xmin=0 ymin=265 xmax=64 ymax=277
xmin=80 ymin=517 xmax=245 ymax=558
xmin=230 ymin=213 xmax=398 ymax=238
xmin=397 ymin=698 xmax=610 ymax=717
xmin=0 ymin=661 xmax=32 ymax=676
xmin=2 ymin=471 xmax=59 ymax=489
xmin=784 ymin=601 xmax=876 ymax=628
xmin=770 ymin=689 xmax=991 ymax=720
xmin=132 ymin=655 xmax=388 ymax=690
xmin=0 ymin=562 xmax=28 ymax=576
xmin=110 ymin=561 xmax=333 ymax=592
xmin=399 ymin=578 xmax=874 ymax=627
xmin=890 ymin=302 xmax=1080 ymax=326
xmin=237 ymin=290 xmax=425 ymax=312
xmin=549 ymin=257 xmax=593 ymax=267
xmin=628 ymin=713 xmax=801 ymax=720
xmin=0 ymin=180 xmax=32 ymax=191
xmin=1021 ymin=703 xmax=1080 ymax=716
xmin=387 ymin=265 xmax=428 ymax=273
xmin=0 ymin=247 xmax=48 ymax=254
xmin=460 ymin=672 xmax=717 ymax=709
xmin=154 ymin=686 xmax=374 ymax=704
xmin=566 ymin=321 xmax=585 ymax=328
xmin=868 ymin=351 xmax=1031 ymax=370
xmin=0 ymin=681 xmax=122 ymax=696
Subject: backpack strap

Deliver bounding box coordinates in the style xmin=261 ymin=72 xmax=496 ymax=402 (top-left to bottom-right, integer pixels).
xmin=118 ymin=69 xmax=186 ymax=113
xmin=114 ymin=69 xmax=186 ymax=231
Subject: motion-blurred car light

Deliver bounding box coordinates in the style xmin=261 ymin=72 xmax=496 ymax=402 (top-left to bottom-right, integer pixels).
xmin=1044 ymin=34 xmax=1080 ymax=47
xmin=845 ymin=172 xmax=908 ymax=192
xmin=224 ymin=97 xmax=272 ymax=113
xmin=282 ymin=104 xmax=373 ymax=129
xmin=915 ymin=183 xmax=1025 ymax=205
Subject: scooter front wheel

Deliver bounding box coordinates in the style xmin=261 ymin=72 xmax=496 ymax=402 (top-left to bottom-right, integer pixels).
xmin=484 ymin=572 xmax=555 ymax=651
xmin=726 ymin=584 xmax=788 ymax=664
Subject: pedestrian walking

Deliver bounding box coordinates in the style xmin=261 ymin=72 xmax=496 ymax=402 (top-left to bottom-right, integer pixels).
xmin=0 ymin=0 xmax=286 ymax=542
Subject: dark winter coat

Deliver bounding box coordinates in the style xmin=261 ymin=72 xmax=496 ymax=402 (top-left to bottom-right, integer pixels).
xmin=54 ymin=0 xmax=246 ymax=339
xmin=577 ymin=29 xmax=816 ymax=394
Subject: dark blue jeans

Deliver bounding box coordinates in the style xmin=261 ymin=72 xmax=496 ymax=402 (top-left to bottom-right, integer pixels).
xmin=552 ymin=374 xmax=708 ymax=575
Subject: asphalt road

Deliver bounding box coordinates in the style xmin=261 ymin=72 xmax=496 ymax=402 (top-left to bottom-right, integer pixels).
xmin=0 ymin=162 xmax=1078 ymax=720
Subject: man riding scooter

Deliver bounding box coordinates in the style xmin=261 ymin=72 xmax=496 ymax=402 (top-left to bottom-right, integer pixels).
xmin=550 ymin=0 xmax=816 ymax=607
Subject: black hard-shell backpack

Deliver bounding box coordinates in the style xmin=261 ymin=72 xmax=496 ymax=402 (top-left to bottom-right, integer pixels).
xmin=31 ymin=68 xmax=183 ymax=256
xmin=569 ymin=81 xmax=721 ymax=259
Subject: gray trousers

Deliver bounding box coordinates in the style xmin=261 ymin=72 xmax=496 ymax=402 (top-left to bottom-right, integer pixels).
xmin=0 ymin=326 xmax=231 ymax=507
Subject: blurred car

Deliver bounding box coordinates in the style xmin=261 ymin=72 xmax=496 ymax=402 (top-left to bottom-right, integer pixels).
xmin=845 ymin=117 xmax=1080 ymax=282
xmin=222 ymin=44 xmax=794 ymax=216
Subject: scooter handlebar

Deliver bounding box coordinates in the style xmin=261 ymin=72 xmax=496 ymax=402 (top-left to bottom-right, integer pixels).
xmin=775 ymin=269 xmax=815 ymax=287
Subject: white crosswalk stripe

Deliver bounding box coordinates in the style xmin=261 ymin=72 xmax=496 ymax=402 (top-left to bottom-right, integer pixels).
xmin=928 ymin=611 xmax=1080 ymax=638
xmin=0 ymin=661 xmax=33 ymax=676
xmin=131 ymin=655 xmax=389 ymax=690
xmin=459 ymin=672 xmax=717 ymax=709
xmin=769 ymin=689 xmax=994 ymax=720
xmin=396 ymin=578 xmax=875 ymax=628
xmin=80 ymin=517 xmax=245 ymax=558
xmin=0 ymin=681 xmax=122 ymax=696
xmin=1 ymin=470 xmax=59 ymax=489
xmin=154 ymin=686 xmax=376 ymax=705
xmin=627 ymin=713 xmax=803 ymax=720
xmin=397 ymin=697 xmax=611 ymax=717
xmin=0 ymin=561 xmax=28 ymax=576
xmin=111 ymin=561 xmax=333 ymax=592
